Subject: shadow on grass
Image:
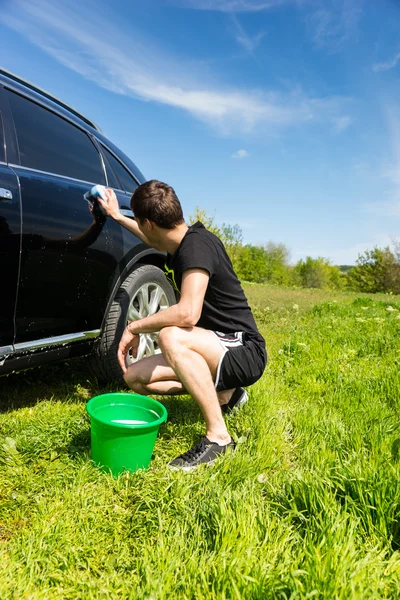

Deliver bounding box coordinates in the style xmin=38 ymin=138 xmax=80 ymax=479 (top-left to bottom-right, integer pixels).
xmin=0 ymin=360 xmax=203 ymax=463
xmin=156 ymin=395 xmax=203 ymax=431
xmin=0 ymin=358 xmax=103 ymax=413
xmin=67 ymin=428 xmax=91 ymax=458
xmin=0 ymin=359 xmax=201 ymax=419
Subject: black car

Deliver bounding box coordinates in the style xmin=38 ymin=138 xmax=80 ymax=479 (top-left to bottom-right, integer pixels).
xmin=0 ymin=68 xmax=175 ymax=381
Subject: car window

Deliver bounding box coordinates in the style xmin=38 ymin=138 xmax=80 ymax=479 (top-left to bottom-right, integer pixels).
xmin=100 ymin=150 xmax=119 ymax=189
xmin=101 ymin=145 xmax=138 ymax=194
xmin=0 ymin=113 xmax=4 ymax=162
xmin=6 ymin=89 xmax=105 ymax=184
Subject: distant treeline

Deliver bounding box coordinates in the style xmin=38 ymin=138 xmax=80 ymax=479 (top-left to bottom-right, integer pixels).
xmin=190 ymin=208 xmax=400 ymax=294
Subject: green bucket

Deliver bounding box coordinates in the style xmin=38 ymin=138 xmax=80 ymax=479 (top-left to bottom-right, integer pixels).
xmin=86 ymin=393 xmax=168 ymax=476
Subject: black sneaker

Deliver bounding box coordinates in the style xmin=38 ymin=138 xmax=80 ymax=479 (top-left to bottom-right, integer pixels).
xmin=168 ymin=436 xmax=235 ymax=471
xmin=221 ymin=387 xmax=248 ymax=414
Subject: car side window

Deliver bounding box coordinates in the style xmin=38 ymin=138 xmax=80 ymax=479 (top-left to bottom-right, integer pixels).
xmin=100 ymin=150 xmax=119 ymax=189
xmin=5 ymin=89 xmax=105 ymax=184
xmin=101 ymin=145 xmax=138 ymax=194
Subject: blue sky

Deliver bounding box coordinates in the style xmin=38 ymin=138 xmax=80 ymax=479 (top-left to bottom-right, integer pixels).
xmin=1 ymin=0 xmax=400 ymax=264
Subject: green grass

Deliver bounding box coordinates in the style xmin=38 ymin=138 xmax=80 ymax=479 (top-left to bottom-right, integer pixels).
xmin=1 ymin=284 xmax=400 ymax=599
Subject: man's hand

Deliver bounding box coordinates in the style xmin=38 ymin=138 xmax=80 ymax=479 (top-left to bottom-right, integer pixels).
xmin=96 ymin=188 xmax=151 ymax=245
xmin=97 ymin=188 xmax=122 ymax=221
xmin=117 ymin=326 xmax=139 ymax=374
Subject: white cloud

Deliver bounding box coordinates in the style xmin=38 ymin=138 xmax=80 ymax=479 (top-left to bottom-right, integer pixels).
xmin=232 ymin=149 xmax=250 ymax=158
xmin=0 ymin=0 xmax=351 ymax=135
xmin=372 ymin=51 xmax=400 ymax=73
xmin=172 ymin=0 xmax=288 ymax=12
xmin=177 ymin=0 xmax=363 ymax=51
xmin=229 ymin=14 xmax=265 ymax=54
xmin=307 ymin=0 xmax=363 ymax=52
xmin=332 ymin=115 xmax=352 ymax=133
xmin=174 ymin=1 xmax=363 ymax=55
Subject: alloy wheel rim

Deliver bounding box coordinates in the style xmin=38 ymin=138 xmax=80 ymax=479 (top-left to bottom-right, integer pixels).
xmin=126 ymin=283 xmax=169 ymax=364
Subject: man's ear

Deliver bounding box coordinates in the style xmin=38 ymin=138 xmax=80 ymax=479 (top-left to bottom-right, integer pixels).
xmin=144 ymin=219 xmax=154 ymax=231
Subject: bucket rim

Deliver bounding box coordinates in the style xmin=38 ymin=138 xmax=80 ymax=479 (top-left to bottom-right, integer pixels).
xmin=86 ymin=392 xmax=168 ymax=430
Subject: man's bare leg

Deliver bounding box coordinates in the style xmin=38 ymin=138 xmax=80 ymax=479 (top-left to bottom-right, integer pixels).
xmin=124 ymin=351 xmax=235 ymax=405
xmin=217 ymin=388 xmax=235 ymax=406
xmin=124 ymin=327 xmax=233 ymax=445
xmin=124 ymin=352 xmax=183 ymax=394
xmin=136 ymin=379 xmax=234 ymax=406
xmin=157 ymin=326 xmax=230 ymax=445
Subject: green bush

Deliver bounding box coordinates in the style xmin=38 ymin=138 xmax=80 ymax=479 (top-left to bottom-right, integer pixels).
xmin=294 ymin=256 xmax=346 ymax=290
xmin=348 ymin=246 xmax=400 ymax=294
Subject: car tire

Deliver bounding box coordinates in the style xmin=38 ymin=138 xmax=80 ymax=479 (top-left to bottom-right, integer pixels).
xmin=89 ymin=264 xmax=176 ymax=384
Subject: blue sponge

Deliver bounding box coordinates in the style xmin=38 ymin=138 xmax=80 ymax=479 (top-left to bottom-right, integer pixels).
xmin=83 ymin=185 xmax=108 ymax=215
xmin=89 ymin=184 xmax=108 ymax=201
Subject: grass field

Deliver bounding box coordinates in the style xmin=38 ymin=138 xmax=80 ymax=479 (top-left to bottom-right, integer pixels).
xmin=1 ymin=284 xmax=400 ymax=599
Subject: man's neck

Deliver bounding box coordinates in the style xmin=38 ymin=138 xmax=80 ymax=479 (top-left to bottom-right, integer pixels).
xmin=161 ymin=222 xmax=189 ymax=254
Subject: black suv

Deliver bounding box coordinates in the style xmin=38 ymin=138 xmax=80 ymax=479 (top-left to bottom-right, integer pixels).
xmin=0 ymin=69 xmax=175 ymax=381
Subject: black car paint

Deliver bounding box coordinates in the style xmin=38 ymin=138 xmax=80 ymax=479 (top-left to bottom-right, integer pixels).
xmin=12 ymin=169 xmax=133 ymax=343
xmin=0 ymin=164 xmax=21 ymax=348
xmin=0 ymin=72 xmax=164 ymax=375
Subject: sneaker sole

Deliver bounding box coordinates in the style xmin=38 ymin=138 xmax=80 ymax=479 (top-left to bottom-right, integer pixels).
xmin=168 ymin=460 xmax=215 ymax=472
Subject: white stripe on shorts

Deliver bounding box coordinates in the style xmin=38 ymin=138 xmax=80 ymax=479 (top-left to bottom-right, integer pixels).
xmin=214 ymin=347 xmax=228 ymax=390
xmin=214 ymin=331 xmax=244 ymax=348
xmin=213 ymin=331 xmax=244 ymax=389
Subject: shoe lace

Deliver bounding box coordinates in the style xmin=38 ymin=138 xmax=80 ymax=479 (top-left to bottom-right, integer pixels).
xmin=179 ymin=437 xmax=209 ymax=461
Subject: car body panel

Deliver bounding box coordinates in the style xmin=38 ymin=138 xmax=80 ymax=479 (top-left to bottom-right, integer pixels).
xmin=12 ymin=167 xmax=138 ymax=342
xmin=0 ymin=164 xmax=21 ymax=348
xmin=0 ymin=338 xmax=98 ymax=376
xmin=0 ymin=72 xmax=166 ymax=376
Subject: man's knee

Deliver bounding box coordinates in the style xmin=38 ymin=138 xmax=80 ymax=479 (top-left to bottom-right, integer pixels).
xmin=158 ymin=326 xmax=186 ymax=352
xmin=123 ymin=364 xmax=147 ymax=389
xmin=131 ymin=382 xmax=149 ymax=395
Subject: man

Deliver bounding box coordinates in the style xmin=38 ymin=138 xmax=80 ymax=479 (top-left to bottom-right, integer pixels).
xmin=97 ymin=181 xmax=267 ymax=470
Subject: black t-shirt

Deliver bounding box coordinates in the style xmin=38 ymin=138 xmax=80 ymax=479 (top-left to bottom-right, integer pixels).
xmin=164 ymin=222 xmax=262 ymax=338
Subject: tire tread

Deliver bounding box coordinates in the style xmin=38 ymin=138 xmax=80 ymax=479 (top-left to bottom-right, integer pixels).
xmin=88 ymin=264 xmax=175 ymax=384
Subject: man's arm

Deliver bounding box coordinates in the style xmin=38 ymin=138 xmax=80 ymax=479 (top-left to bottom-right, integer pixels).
xmin=97 ymin=188 xmax=151 ymax=246
xmin=117 ymin=269 xmax=209 ymax=371
xmin=128 ymin=268 xmax=209 ymax=334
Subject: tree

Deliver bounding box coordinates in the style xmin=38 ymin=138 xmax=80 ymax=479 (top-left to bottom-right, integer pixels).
xmin=294 ymin=256 xmax=345 ymax=289
xmin=235 ymin=245 xmax=270 ymax=283
xmin=264 ymin=242 xmax=291 ymax=285
xmin=348 ymin=246 xmax=400 ymax=294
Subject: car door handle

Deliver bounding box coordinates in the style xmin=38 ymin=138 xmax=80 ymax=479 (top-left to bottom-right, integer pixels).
xmin=0 ymin=188 xmax=13 ymax=201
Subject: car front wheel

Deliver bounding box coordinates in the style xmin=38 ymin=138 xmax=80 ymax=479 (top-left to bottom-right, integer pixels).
xmin=89 ymin=264 xmax=176 ymax=383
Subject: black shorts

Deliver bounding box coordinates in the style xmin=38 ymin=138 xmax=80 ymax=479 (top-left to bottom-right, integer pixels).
xmin=213 ymin=331 xmax=267 ymax=392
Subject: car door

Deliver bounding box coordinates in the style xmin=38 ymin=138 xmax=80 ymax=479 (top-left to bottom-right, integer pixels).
xmin=0 ymin=88 xmax=21 ymax=354
xmin=97 ymin=141 xmax=141 ymax=251
xmin=3 ymin=86 xmax=137 ymax=344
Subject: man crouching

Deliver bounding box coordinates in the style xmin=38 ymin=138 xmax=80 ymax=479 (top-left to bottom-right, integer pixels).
xmin=97 ymin=181 xmax=267 ymax=471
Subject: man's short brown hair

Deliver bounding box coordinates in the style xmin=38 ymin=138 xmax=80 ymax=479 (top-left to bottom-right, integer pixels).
xmin=131 ymin=180 xmax=184 ymax=229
